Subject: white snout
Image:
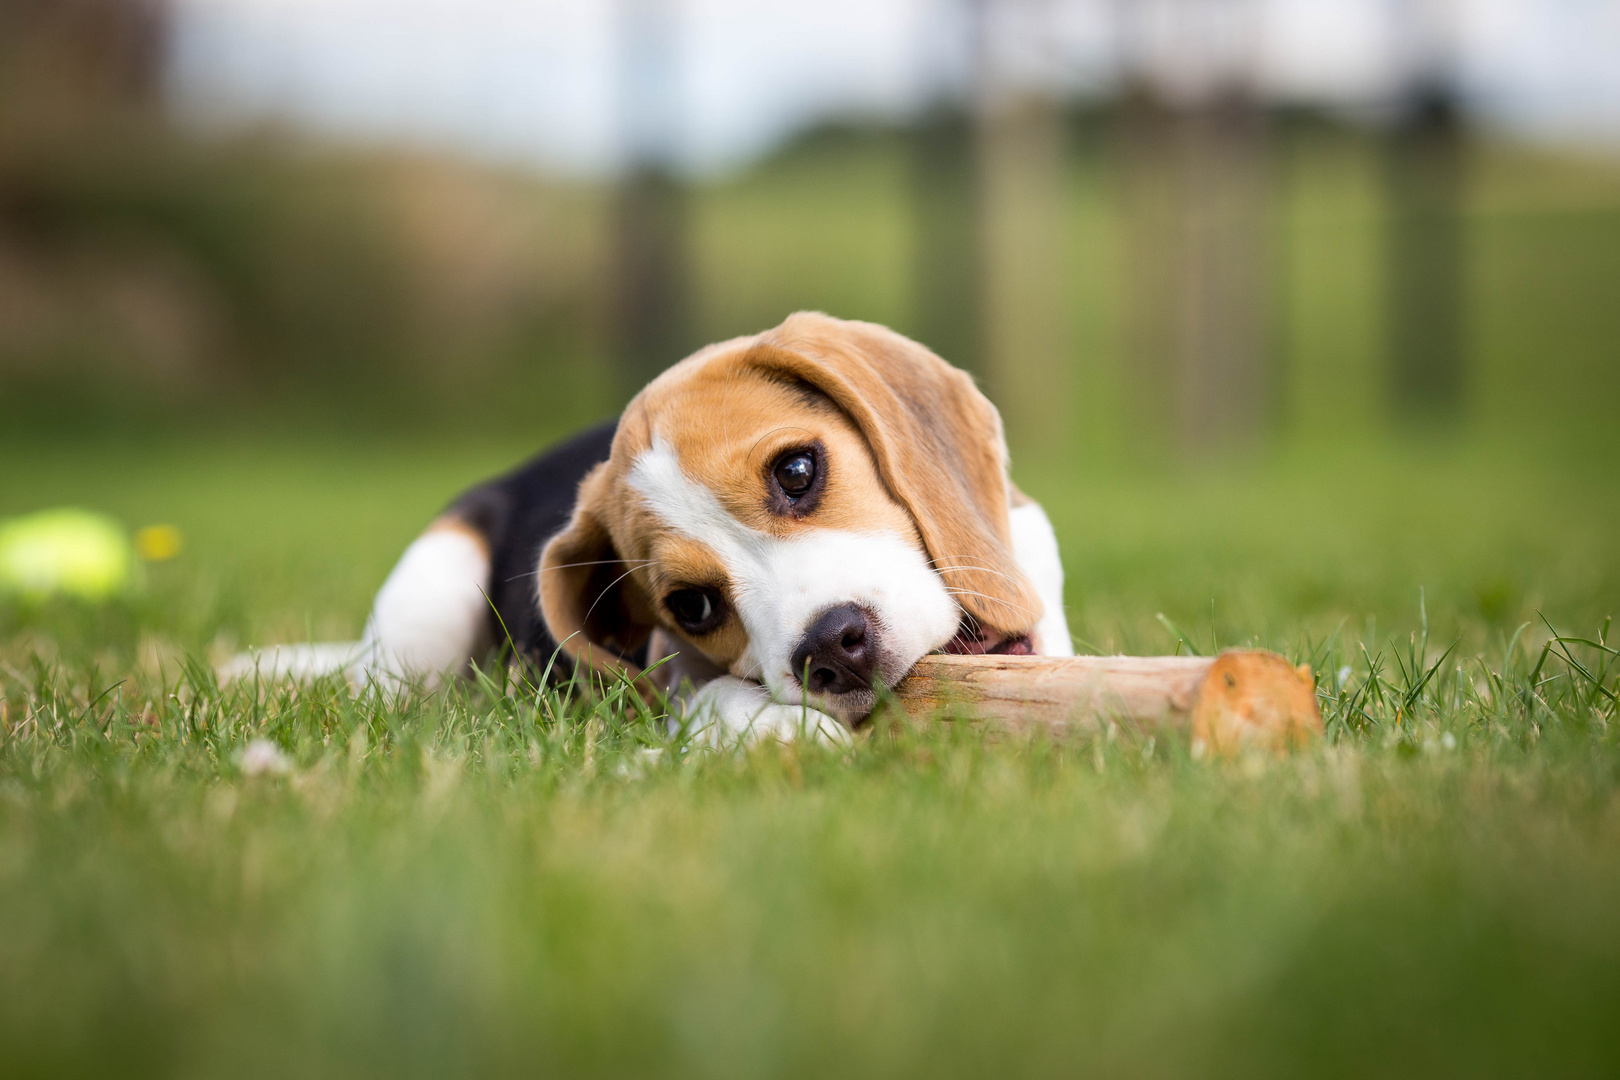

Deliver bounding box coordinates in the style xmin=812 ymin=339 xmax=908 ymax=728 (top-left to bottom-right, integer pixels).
xmin=735 ymin=529 xmax=958 ymax=707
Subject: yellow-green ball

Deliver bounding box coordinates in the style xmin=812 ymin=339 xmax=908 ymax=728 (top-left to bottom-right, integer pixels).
xmin=0 ymin=509 xmax=135 ymax=602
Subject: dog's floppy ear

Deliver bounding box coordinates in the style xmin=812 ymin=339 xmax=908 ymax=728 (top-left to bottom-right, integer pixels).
xmin=751 ymin=312 xmax=1042 ymax=636
xmin=537 ymin=465 xmax=657 ymax=682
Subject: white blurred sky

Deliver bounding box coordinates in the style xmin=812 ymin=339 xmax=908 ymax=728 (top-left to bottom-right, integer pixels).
xmin=167 ymin=0 xmax=1620 ymax=175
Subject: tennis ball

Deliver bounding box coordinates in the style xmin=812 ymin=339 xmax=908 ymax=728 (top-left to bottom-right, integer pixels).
xmin=0 ymin=509 xmax=135 ymax=602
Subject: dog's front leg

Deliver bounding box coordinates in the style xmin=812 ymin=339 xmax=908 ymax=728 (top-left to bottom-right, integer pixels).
xmin=678 ymin=676 xmax=850 ymax=746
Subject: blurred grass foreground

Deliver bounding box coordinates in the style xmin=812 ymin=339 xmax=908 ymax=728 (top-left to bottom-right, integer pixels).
xmin=4 ymin=1 xmax=1620 ymax=1077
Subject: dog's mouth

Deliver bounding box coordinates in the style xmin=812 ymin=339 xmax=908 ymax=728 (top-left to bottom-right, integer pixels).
xmin=775 ymin=621 xmax=1031 ymax=726
xmin=941 ymin=620 xmax=1034 ymax=657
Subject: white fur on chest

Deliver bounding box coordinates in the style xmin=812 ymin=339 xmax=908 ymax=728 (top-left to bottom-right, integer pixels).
xmin=1009 ymin=501 xmax=1072 ymax=656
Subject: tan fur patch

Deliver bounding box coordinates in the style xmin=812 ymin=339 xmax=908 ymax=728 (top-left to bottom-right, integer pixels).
xmin=638 ymin=533 xmax=750 ymax=668
xmin=425 ymin=515 xmax=491 ymax=558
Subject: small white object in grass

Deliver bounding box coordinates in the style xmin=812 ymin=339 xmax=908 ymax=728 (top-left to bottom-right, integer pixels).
xmin=1423 ymin=732 xmax=1460 ymax=754
xmin=1337 ymin=666 xmax=1353 ymax=689
xmin=613 ymin=747 xmax=665 ymax=780
xmin=238 ymin=738 xmax=292 ymax=776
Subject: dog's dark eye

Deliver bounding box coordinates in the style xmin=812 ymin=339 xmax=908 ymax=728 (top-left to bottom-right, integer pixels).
xmin=665 ymin=587 xmax=724 ymax=633
xmin=774 ymin=451 xmax=816 ymax=497
xmin=764 ymin=442 xmax=825 ymax=517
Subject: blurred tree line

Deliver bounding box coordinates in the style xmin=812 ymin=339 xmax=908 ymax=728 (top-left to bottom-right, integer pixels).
xmin=3 ymin=0 xmax=1617 ymax=460
xmin=0 ymin=0 xmax=614 ymax=436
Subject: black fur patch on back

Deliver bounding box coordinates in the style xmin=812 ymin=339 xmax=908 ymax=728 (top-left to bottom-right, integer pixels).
xmin=443 ymin=419 xmax=618 ymax=671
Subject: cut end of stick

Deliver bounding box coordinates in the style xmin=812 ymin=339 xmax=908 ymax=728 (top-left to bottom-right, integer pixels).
xmin=1189 ymin=651 xmax=1323 ymax=757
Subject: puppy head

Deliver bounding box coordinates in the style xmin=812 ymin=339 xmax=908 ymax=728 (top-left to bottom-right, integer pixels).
xmin=539 ymin=312 xmax=1042 ymax=724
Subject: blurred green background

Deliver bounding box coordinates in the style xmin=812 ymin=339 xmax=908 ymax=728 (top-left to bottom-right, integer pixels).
xmin=4 ymin=0 xmax=1618 ymax=655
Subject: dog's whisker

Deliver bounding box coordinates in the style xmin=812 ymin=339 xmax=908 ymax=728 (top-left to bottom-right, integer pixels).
xmin=578 ymin=563 xmax=653 ymax=654
xmin=930 ymin=556 xmax=1017 ymax=573
xmin=504 ymin=558 xmax=653 ymax=584
xmin=941 ymin=587 xmax=1037 ymax=620
xmin=935 ymin=567 xmax=1025 ymax=586
xmin=748 ymin=424 xmax=818 ymax=461
xmin=927 ymin=557 xmax=1027 ymax=584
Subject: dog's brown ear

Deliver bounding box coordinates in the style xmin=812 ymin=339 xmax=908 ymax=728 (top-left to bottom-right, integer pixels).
xmin=749 ymin=312 xmax=1042 ymax=636
xmin=537 ymin=465 xmax=657 ymax=682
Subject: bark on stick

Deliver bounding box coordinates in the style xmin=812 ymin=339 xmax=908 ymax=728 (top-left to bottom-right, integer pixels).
xmin=892 ymin=650 xmax=1322 ymax=754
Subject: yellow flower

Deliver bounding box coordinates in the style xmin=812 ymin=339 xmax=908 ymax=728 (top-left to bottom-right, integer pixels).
xmin=135 ymin=524 xmax=183 ymax=562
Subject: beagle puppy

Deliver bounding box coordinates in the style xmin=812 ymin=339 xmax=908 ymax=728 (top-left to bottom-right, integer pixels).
xmin=228 ymin=313 xmax=1071 ymax=740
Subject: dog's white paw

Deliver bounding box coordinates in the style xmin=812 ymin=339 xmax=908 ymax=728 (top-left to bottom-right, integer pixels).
xmin=681 ymin=676 xmax=851 ymax=747
xmin=218 ymin=642 xmax=369 ymax=685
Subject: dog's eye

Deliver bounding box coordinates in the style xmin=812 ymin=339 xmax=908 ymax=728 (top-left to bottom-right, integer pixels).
xmin=764 ymin=442 xmax=825 ymax=517
xmin=774 ymin=451 xmax=816 ymax=497
xmin=665 ymin=587 xmax=724 ymax=633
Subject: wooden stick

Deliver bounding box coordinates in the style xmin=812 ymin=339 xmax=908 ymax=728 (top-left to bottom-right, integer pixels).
xmin=890 ymin=650 xmax=1323 ymax=754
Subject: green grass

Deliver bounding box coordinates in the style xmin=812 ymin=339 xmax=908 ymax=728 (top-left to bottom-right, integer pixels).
xmin=3 ymin=428 xmax=1618 ymax=1078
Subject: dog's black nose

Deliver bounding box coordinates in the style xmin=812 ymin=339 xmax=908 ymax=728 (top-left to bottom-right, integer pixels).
xmin=791 ymin=603 xmax=876 ymax=695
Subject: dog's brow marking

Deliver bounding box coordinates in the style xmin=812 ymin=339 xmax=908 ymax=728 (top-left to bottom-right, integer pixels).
xmin=628 ymin=435 xmax=762 ymax=563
